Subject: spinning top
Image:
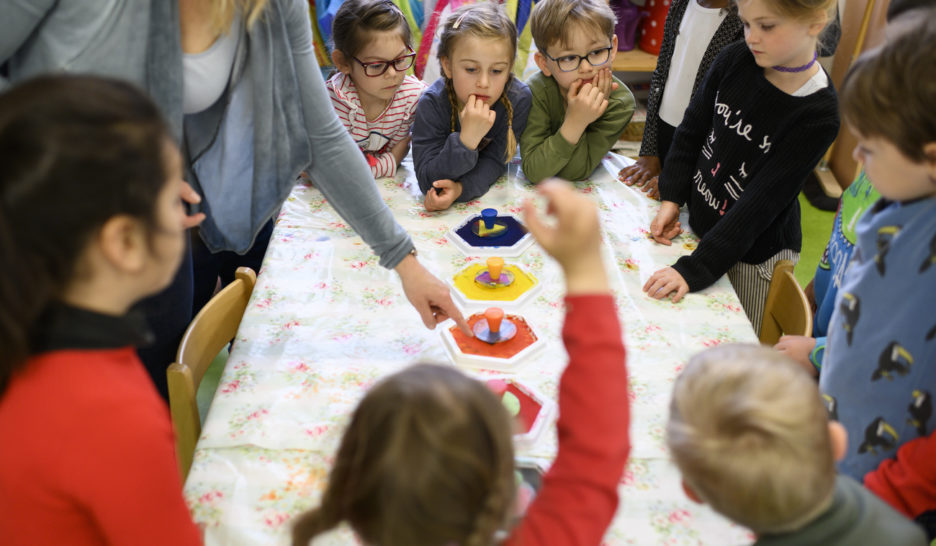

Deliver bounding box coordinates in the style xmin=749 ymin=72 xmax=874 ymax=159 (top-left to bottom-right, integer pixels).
xmin=474 ymin=256 xmax=514 ymax=287
xmin=473 ymin=307 xmax=517 ymax=344
xmin=474 ymin=208 xmax=508 ymax=237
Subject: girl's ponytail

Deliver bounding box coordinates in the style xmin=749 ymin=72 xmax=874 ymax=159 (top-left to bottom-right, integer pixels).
xmin=500 ymin=74 xmax=517 ymax=162
xmin=0 ymin=75 xmax=170 ymax=397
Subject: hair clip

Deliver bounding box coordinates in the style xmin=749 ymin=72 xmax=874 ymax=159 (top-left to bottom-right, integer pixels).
xmin=452 ymin=11 xmax=470 ymax=29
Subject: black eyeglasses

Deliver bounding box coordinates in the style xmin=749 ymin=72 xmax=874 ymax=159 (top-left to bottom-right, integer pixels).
xmin=542 ymin=46 xmax=612 ymax=72
xmin=353 ymin=48 xmax=416 ymax=77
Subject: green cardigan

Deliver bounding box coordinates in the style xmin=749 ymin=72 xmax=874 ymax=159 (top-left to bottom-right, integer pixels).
xmin=520 ymin=71 xmax=635 ymax=183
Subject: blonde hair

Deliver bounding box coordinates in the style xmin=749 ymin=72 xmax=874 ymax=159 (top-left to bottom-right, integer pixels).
xmin=666 ymin=345 xmax=836 ymax=535
xmin=529 ymin=0 xmax=616 ymax=53
xmin=209 ymin=0 xmax=270 ymax=34
xmin=291 ymin=364 xmax=516 ymax=546
xmin=842 ymin=17 xmax=936 ymax=163
xmin=735 ymin=0 xmax=837 ymax=51
xmin=439 ymin=2 xmax=519 ymax=162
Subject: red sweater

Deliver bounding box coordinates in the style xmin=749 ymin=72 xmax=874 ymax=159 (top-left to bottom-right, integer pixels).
xmin=505 ymin=294 xmax=631 ymax=545
xmin=865 ymin=432 xmax=936 ymax=523
xmin=0 ymin=347 xmax=201 ymax=545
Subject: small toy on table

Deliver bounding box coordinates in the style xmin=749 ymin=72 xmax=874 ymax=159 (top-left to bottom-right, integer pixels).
xmin=484 ymin=377 xmax=556 ymax=448
xmin=450 ymin=256 xmax=542 ymax=309
xmin=441 ymin=308 xmax=545 ymax=371
xmin=474 ymin=257 xmax=514 ymax=287
xmin=449 ymin=208 xmax=533 ymax=258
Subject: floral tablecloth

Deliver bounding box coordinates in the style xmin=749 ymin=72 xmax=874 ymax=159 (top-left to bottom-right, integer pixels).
xmin=184 ymin=153 xmax=757 ymax=545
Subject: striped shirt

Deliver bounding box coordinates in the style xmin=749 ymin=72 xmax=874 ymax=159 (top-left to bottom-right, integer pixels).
xmin=326 ymin=72 xmax=425 ymax=178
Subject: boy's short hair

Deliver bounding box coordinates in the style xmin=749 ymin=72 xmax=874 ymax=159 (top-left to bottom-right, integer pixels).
xmin=841 ymin=18 xmax=936 ymax=163
xmin=529 ymin=0 xmax=616 ymax=53
xmin=666 ymin=345 xmax=837 ymax=534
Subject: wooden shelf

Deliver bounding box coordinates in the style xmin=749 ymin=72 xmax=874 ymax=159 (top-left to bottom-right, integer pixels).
xmin=611 ymin=48 xmax=658 ymax=72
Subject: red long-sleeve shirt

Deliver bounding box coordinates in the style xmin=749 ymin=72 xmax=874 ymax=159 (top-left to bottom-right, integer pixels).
xmin=505 ymin=294 xmax=631 ymax=545
xmin=865 ymin=432 xmax=936 ymax=523
xmin=0 ymin=346 xmax=201 ymax=545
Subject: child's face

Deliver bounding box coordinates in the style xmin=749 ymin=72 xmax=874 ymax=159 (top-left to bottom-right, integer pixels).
xmin=144 ymin=143 xmax=187 ymax=294
xmin=344 ymin=30 xmax=410 ymax=106
xmin=441 ymin=35 xmax=513 ymax=108
xmin=737 ymin=0 xmax=825 ymax=69
xmin=537 ymin=23 xmax=616 ymax=95
xmin=850 ymin=128 xmax=936 ymax=202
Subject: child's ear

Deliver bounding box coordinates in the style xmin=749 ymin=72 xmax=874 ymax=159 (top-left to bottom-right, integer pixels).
xmin=923 ymin=142 xmax=936 ymax=183
xmin=440 ymin=56 xmax=453 ymax=79
xmin=808 ymin=12 xmax=829 ymax=38
xmin=332 ymin=49 xmax=353 ymax=75
xmin=97 ymin=215 xmax=148 ymax=275
xmin=681 ymin=480 xmax=704 ymax=504
xmin=533 ymin=52 xmax=552 ymax=77
xmin=828 ymin=421 xmax=848 ymax=462
xmin=608 ymin=35 xmax=619 ymax=65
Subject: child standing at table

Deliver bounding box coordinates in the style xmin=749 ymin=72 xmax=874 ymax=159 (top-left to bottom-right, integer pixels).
xmin=666 ymin=344 xmax=926 ymax=544
xmin=817 ymin=18 xmax=936 ymax=483
xmin=412 ymin=2 xmax=532 ymax=211
xmin=0 ymin=76 xmax=200 ymax=544
xmin=291 ymin=180 xmax=630 ymax=546
xmin=617 ymin=0 xmax=742 ymax=198
xmin=519 ymin=0 xmax=636 ymax=184
xmin=327 ymin=0 xmax=426 ymax=179
xmin=643 ymin=0 xmax=840 ymax=333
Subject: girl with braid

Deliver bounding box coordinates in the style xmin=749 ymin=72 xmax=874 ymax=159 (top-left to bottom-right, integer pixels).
xmin=412 ymin=2 xmax=532 ymax=211
xmin=291 ymin=181 xmax=631 ymax=546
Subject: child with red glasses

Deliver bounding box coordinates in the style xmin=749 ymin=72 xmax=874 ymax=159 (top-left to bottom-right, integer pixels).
xmin=327 ymin=0 xmax=426 ymax=179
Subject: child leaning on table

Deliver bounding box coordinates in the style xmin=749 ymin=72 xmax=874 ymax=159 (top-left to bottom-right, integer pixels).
xmin=326 ymin=0 xmax=426 ymax=179
xmin=412 ymin=3 xmax=532 ymax=212
xmin=518 ymin=0 xmax=636 ymax=184
xmin=666 ymin=344 xmax=927 ymax=545
xmin=291 ymin=180 xmax=630 ymax=546
xmin=816 ymin=17 xmax=936 ymax=483
xmin=643 ymin=0 xmax=840 ymax=334
xmin=0 ymin=76 xmax=200 ymax=545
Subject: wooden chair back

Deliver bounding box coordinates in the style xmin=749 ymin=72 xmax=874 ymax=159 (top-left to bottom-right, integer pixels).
xmin=759 ymin=260 xmax=812 ymax=345
xmin=168 ymin=267 xmax=256 ymax=480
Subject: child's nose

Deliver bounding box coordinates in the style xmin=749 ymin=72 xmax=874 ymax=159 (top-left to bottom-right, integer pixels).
xmin=478 ymin=72 xmax=489 ymax=88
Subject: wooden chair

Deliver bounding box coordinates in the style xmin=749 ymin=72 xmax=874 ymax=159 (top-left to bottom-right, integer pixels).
xmin=168 ymin=267 xmax=257 ymax=480
xmin=759 ymin=260 xmax=813 ymax=345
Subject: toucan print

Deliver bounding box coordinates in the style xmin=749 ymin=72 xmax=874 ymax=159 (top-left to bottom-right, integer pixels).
xmin=875 ymin=225 xmax=900 ymax=276
xmin=839 ymin=292 xmax=860 ymax=346
xmin=872 ymin=341 xmax=914 ymax=381
xmin=858 ymin=417 xmax=899 ymax=454
xmin=822 ymin=393 xmax=838 ymax=421
xmin=907 ymin=390 xmax=932 ymax=437
xmin=920 ymin=233 xmax=936 ymax=273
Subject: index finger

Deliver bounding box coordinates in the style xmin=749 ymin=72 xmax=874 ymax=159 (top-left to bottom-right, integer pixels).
xmin=435 ymin=298 xmax=472 ymax=336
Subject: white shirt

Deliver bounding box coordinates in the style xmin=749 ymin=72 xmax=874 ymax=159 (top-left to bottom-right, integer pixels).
xmin=182 ymin=16 xmax=240 ymax=115
xmin=792 ymin=68 xmax=829 ymax=97
xmin=658 ymin=0 xmax=727 ymax=127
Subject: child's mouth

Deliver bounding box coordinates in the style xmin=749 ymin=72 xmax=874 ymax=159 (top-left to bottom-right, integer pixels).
xmin=474 ymin=95 xmax=491 ymax=102
xmin=580 ymin=78 xmax=594 ymax=85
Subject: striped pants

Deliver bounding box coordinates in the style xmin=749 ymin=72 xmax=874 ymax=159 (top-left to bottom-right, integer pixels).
xmin=727 ymin=249 xmax=800 ymax=336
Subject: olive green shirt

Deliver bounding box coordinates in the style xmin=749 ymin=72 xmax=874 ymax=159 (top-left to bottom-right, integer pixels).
xmin=520 ymin=71 xmax=635 ymax=183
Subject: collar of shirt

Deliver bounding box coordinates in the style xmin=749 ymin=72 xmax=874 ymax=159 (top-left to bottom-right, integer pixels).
xmin=32 ymin=303 xmax=154 ymax=354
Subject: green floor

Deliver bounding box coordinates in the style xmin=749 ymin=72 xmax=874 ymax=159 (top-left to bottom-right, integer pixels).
xmin=795 ymin=191 xmax=836 ymax=288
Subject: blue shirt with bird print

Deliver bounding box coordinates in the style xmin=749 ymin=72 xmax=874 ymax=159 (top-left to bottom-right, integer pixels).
xmin=820 ymin=196 xmax=936 ymax=480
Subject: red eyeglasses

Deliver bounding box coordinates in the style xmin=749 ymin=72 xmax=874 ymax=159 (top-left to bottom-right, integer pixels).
xmin=353 ymin=47 xmax=416 ymax=77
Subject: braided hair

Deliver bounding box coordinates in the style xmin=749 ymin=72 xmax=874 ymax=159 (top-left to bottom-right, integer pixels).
xmin=291 ymin=364 xmax=516 ymax=546
xmin=439 ymin=2 xmax=520 ymax=163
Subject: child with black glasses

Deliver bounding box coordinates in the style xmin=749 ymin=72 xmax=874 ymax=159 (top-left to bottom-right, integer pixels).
xmin=519 ymin=0 xmax=635 ymax=184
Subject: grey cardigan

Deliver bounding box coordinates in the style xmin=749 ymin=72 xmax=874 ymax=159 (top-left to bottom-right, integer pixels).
xmin=0 ymin=0 xmax=414 ymax=267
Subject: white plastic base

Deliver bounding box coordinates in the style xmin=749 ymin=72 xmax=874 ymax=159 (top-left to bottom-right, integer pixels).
xmin=440 ymin=316 xmax=545 ymax=372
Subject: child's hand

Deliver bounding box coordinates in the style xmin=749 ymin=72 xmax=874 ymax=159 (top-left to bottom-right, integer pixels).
xmin=180 ymin=180 xmax=206 ymax=229
xmin=643 ymin=266 xmax=689 ymax=302
xmin=390 ymin=135 xmax=411 ymax=166
xmin=649 ymin=201 xmax=683 ymax=245
xmin=567 ymin=80 xmax=608 ymax=127
xmin=523 ymin=179 xmax=609 ymax=294
xmin=595 ymin=68 xmax=619 ymax=101
xmin=619 ymin=155 xmax=661 ymax=187
xmin=774 ymin=335 xmax=818 ymax=377
xmin=458 ymin=95 xmax=496 ymax=150
xmin=424 ymin=179 xmax=462 ymax=211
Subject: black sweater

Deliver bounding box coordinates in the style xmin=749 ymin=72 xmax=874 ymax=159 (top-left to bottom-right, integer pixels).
xmin=658 ymin=41 xmax=840 ymax=292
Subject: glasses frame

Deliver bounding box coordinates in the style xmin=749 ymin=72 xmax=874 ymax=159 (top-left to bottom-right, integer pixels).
xmin=352 ymin=47 xmax=416 ymax=77
xmin=542 ymin=46 xmax=613 ymax=73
